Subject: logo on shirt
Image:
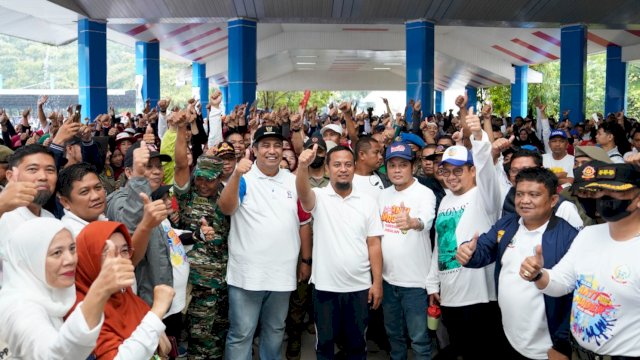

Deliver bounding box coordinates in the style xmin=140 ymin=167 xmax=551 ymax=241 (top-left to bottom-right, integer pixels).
xmin=611 ymin=264 xmax=630 ymax=284
xmin=381 ymin=204 xmax=411 ymax=235
xmin=571 ymin=274 xmax=618 ymax=347
xmin=496 ymin=230 xmax=505 ymax=244
xmin=287 ymin=190 xmax=293 ymax=199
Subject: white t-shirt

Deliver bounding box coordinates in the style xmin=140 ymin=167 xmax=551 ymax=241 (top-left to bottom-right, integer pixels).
xmin=352 ymin=173 xmax=384 ymax=201
xmin=543 ymin=224 xmax=640 ymax=356
xmin=378 ymin=180 xmax=436 ymax=289
xmin=309 ymin=185 xmax=383 ymax=293
xmin=226 ymin=165 xmax=302 ymax=291
xmin=542 ymin=153 xmax=575 ymax=178
xmin=499 ymin=219 xmax=552 ymax=359
xmin=0 ymin=206 xmax=54 ymax=287
xmin=160 ymin=220 xmax=190 ymax=317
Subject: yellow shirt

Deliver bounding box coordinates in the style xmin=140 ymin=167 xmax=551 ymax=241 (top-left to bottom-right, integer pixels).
xmin=160 ymin=128 xmax=177 ymax=185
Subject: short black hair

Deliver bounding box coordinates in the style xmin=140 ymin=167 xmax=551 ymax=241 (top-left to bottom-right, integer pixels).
xmin=326 ymin=145 xmax=355 ymax=164
xmin=57 ymin=163 xmax=98 ymax=198
xmin=7 ymin=144 xmax=55 ymax=169
xmin=437 ymin=135 xmax=454 ymax=146
xmin=354 ymin=136 xmax=378 ymax=161
xmin=510 ymin=149 xmax=543 ymax=168
xmin=225 ymin=129 xmax=243 ymax=140
xmin=515 ymin=167 xmax=558 ymax=198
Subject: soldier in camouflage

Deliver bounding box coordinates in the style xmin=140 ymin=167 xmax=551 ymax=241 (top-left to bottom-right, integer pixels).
xmin=173 ymin=117 xmax=230 ymax=360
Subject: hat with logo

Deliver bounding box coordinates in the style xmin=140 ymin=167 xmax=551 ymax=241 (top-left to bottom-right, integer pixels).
xmin=573 ymin=161 xmax=640 ymax=193
xmin=253 ymin=126 xmax=285 ymax=143
xmin=304 ymin=131 xmax=327 ymax=151
xmin=440 ymin=145 xmax=473 ymax=167
xmin=216 ymin=141 xmax=236 ymax=159
xmin=385 ymin=142 xmax=414 ymax=162
xmin=123 ymin=141 xmax=172 ymax=168
xmin=424 ymin=144 xmax=449 ymax=161
xmin=549 ymin=129 xmax=567 ymax=140
xmin=193 ymin=154 xmax=224 ymax=180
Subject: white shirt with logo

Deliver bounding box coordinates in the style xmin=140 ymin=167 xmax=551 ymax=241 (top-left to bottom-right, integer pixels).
xmin=352 ymin=173 xmax=384 ymax=201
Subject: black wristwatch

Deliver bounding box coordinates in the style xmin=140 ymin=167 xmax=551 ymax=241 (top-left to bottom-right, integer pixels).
xmin=301 ymin=258 xmax=312 ymax=266
xmin=530 ymin=270 xmax=543 ymax=282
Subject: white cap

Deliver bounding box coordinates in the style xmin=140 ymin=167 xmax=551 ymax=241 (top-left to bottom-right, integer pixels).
xmin=320 ymin=124 xmax=342 ymax=137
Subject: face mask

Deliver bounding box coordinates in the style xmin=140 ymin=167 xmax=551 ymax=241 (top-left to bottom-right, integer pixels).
xmin=309 ymin=156 xmax=325 ymax=169
xmin=596 ymin=196 xmax=633 ymax=222
xmin=578 ymin=197 xmax=598 ymax=220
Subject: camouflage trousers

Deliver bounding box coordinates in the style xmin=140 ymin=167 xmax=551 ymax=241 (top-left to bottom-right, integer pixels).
xmin=187 ymin=283 xmax=229 ymax=360
xmin=285 ymin=281 xmax=313 ymax=340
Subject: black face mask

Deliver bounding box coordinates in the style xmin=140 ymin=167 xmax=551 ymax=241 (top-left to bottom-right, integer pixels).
xmin=309 ymin=156 xmax=325 ymax=169
xmin=578 ymin=197 xmax=598 ymax=220
xmin=596 ymin=196 xmax=633 ymax=222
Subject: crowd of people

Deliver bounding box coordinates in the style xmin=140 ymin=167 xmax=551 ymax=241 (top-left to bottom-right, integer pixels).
xmin=0 ymin=88 xmax=639 ymax=360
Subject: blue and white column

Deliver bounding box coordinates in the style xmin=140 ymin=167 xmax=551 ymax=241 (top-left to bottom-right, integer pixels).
xmin=511 ymin=65 xmax=528 ymax=118
xmin=78 ymin=19 xmax=107 ymax=121
xmin=559 ymin=24 xmax=587 ymax=124
xmin=135 ymin=41 xmax=160 ymax=113
xmin=406 ymin=19 xmax=435 ymax=117
xmin=228 ymin=18 xmax=257 ymax=110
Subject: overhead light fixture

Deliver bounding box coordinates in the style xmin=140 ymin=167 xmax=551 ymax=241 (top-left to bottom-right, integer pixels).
xmin=296 ymin=55 xmax=318 ymax=58
xmin=374 ymin=67 xmax=391 ymax=70
xmin=296 ymin=62 xmax=316 ymax=65
xmin=383 ymin=63 xmax=401 ymax=66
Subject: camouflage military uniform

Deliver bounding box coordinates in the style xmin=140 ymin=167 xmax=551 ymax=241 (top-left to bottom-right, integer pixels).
xmin=174 ymin=155 xmax=230 ymax=360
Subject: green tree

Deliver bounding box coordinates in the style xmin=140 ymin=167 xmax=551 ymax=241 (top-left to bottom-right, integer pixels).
xmin=257 ymin=90 xmax=334 ymax=110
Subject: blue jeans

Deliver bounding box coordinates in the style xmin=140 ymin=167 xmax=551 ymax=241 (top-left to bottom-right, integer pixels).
xmin=225 ymin=285 xmax=291 ymax=360
xmin=382 ymin=281 xmax=431 ymax=360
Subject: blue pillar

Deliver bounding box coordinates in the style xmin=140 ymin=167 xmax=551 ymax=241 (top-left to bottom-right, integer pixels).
xmin=406 ymin=20 xmax=435 ymax=117
xmin=192 ymin=62 xmax=209 ymax=118
xmin=228 ymin=18 xmax=256 ymax=110
xmin=135 ymin=41 xmax=160 ymax=110
xmin=78 ymin=19 xmax=107 ymax=121
xmin=219 ymin=85 xmax=229 ymax=114
xmin=560 ymin=24 xmax=587 ymax=124
xmin=605 ymin=45 xmax=627 ymax=115
xmin=435 ymin=90 xmax=444 ymax=113
xmin=466 ymin=86 xmax=478 ymax=111
xmin=511 ymin=65 xmax=528 ymax=118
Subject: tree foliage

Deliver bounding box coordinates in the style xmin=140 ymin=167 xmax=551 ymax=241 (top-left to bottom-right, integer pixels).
xmin=257 ymin=90 xmax=334 ymax=111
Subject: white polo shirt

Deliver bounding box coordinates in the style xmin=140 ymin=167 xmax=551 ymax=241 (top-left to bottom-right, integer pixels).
xmin=308 ymin=185 xmax=383 ymax=293
xmin=226 ymin=164 xmax=302 ymax=292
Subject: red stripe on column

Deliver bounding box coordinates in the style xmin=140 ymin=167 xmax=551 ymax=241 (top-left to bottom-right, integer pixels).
xmin=587 ymin=32 xmax=619 ymax=47
xmin=532 ymin=31 xmax=561 ymax=47
xmin=511 ymin=38 xmax=559 ymax=60
xmin=491 ymin=45 xmax=533 ymax=64
xmin=180 ymin=36 xmax=228 ymax=57
xmin=194 ymin=46 xmax=228 ymax=62
xmin=126 ymin=24 xmax=152 ymax=36
xmin=165 ymin=28 xmax=222 ymax=52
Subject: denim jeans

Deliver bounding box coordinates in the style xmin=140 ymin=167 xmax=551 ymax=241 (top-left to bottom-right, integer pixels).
xmin=313 ymin=288 xmax=369 ymax=360
xmin=225 ymin=285 xmax=291 ymax=360
xmin=382 ymin=281 xmax=431 ymax=360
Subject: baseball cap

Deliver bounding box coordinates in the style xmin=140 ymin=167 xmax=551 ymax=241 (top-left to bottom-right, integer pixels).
xmin=0 ymin=145 xmax=14 ymax=163
xmin=193 ymin=155 xmax=223 ymax=180
xmin=216 ymin=141 xmax=236 ymax=159
xmin=574 ymin=146 xmax=612 ymax=164
xmin=116 ymin=132 xmax=133 ymax=144
xmin=573 ymin=162 xmax=640 ymax=193
xmin=424 ymin=144 xmax=448 ymax=161
xmin=399 ymin=132 xmax=426 ymax=149
xmin=440 ymin=145 xmax=473 ymax=167
xmin=304 ymin=132 xmax=327 ymax=151
xmin=253 ymin=126 xmax=285 ymax=143
xmin=549 ymin=130 xmax=567 ymax=140
xmin=320 ymin=124 xmax=342 ymax=137
xmin=385 ymin=142 xmax=413 ymax=162
xmin=123 ymin=141 xmax=172 ymax=168
xmin=520 ymin=144 xmax=539 ymax=152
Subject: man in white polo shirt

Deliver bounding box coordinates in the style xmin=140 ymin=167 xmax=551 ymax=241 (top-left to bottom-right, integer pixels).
xmin=296 ymin=144 xmax=383 ymax=360
xmin=542 ymin=130 xmax=574 ymax=189
xmin=218 ymin=126 xmax=311 ymax=360
xmin=378 ymin=142 xmax=436 ymax=360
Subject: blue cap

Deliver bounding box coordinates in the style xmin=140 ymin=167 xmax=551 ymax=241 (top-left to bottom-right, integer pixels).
xmin=399 ymin=132 xmax=426 ymax=149
xmin=440 ymin=145 xmax=473 ymax=167
xmin=385 ymin=142 xmax=414 ymax=162
xmin=520 ymin=144 xmax=539 ymax=152
xmin=549 ymin=129 xmax=567 ymax=139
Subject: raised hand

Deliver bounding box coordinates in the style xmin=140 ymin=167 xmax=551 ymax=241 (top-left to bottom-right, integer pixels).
xmin=413 ymin=99 xmax=422 ymax=112
xmin=37 ymin=95 xmax=48 ymax=107
xmin=199 ymin=217 xmax=216 ymax=241
xmin=139 ymin=193 xmax=168 ymax=230
xmin=0 ymin=168 xmax=38 ymax=213
xmin=492 ymin=135 xmax=515 ymax=157
xmin=520 ymin=245 xmax=543 ymax=281
xmin=338 ymin=101 xmax=352 ymax=114
xmin=234 ymin=149 xmax=253 ymax=176
xmin=455 ymin=93 xmax=468 ymax=109
xmin=394 ymin=202 xmax=412 ymax=231
xmin=53 ymin=120 xmax=81 ymax=145
xmin=481 ymin=103 xmax=492 ymax=119
xmin=142 ymin=124 xmax=155 ymax=144
xmin=465 ymin=107 xmax=482 ymax=139
xmin=298 ymin=144 xmax=318 ymax=168
xmin=456 ymin=233 xmax=478 ymax=266
xmin=108 ymin=127 xmax=118 ymax=137
xmin=151 ymin=284 xmax=176 ymax=320
xmin=133 ymin=140 xmax=150 ymax=177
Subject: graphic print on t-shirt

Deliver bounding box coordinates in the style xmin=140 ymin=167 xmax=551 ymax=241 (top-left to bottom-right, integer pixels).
xmin=162 ymin=221 xmax=188 ymax=267
xmin=380 ymin=204 xmax=411 ymax=235
xmin=571 ymin=274 xmax=619 ymax=346
xmin=435 ymin=206 xmax=465 ymax=271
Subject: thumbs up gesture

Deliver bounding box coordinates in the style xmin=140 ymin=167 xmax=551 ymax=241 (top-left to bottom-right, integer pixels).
xmin=465 ymin=106 xmax=483 ymax=139
xmin=0 ymin=167 xmax=38 ymax=214
xmin=139 ymin=192 xmax=168 ymax=230
xmin=234 ymin=149 xmax=253 ymax=176
xmin=199 ymin=217 xmax=216 ymax=241
xmin=520 ymin=245 xmax=544 ymax=281
xmin=132 ymin=141 xmax=150 ymax=177
xmin=491 ymin=135 xmax=515 ymax=157
xmin=456 ymin=232 xmax=479 ymax=266
xmin=298 ymin=144 xmax=318 ymax=168
xmin=94 ymin=240 xmax=136 ymax=296
xmin=394 ymin=202 xmax=413 ymax=232
xmin=142 ymin=124 xmax=156 ymax=144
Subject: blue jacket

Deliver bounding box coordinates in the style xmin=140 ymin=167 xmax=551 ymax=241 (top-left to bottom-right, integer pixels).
xmin=465 ymin=213 xmax=577 ymax=357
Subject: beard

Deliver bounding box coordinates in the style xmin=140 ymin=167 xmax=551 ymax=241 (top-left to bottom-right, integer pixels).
xmin=34 ymin=189 xmax=52 ymax=206
xmin=335 ymin=181 xmax=351 ymax=191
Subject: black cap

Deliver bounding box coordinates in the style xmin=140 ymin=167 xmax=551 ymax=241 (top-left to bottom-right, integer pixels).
xmin=253 ymin=126 xmax=285 ymax=144
xmin=304 ymin=132 xmax=327 ymax=151
xmin=573 ymin=161 xmax=640 ymax=193
xmin=124 ymin=141 xmax=172 ymax=168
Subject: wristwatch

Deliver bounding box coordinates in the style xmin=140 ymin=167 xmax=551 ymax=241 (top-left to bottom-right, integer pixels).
xmin=301 ymin=258 xmax=312 ymax=266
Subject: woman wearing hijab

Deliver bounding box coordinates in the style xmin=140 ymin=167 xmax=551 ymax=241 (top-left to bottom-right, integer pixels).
xmin=74 ymin=221 xmax=175 ymax=360
xmin=0 ymin=218 xmax=134 ymax=360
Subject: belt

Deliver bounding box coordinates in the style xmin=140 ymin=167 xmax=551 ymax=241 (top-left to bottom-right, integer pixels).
xmin=572 ymin=338 xmax=640 ymax=360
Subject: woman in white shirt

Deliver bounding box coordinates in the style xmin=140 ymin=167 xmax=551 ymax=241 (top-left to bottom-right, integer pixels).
xmin=0 ymin=218 xmax=134 ymax=360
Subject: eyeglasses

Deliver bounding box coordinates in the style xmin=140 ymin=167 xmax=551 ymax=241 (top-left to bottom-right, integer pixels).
xmin=102 ymin=246 xmax=134 ymax=259
xmin=437 ymin=167 xmax=465 ymax=177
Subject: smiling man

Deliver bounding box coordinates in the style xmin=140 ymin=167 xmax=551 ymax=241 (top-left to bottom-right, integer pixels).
xmin=58 ymin=163 xmax=108 ymax=237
